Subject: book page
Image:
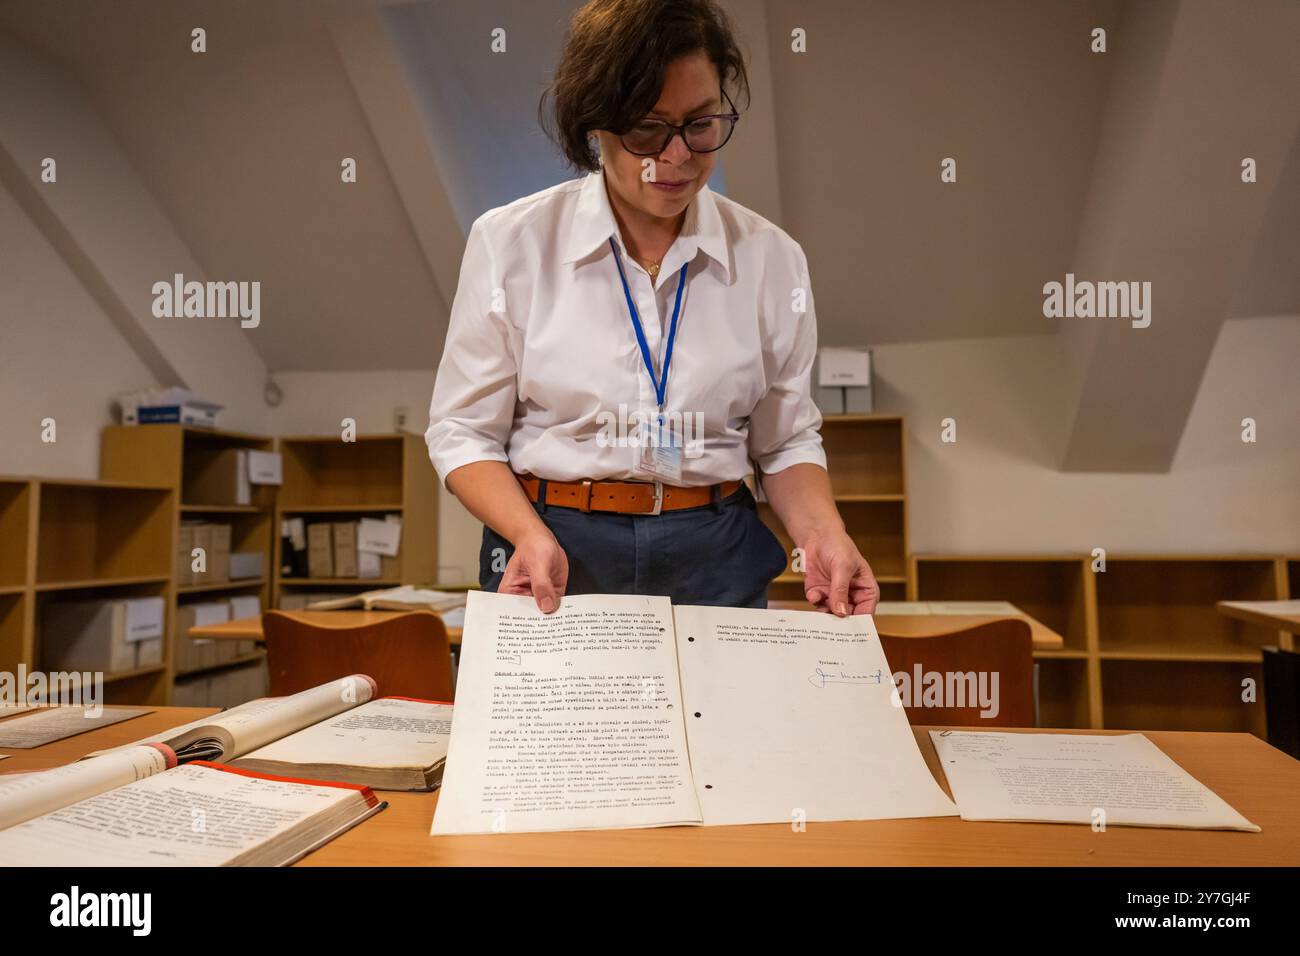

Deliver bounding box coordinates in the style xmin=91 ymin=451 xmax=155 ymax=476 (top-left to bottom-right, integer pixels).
xmin=873 ymin=601 xmax=934 ymax=615
xmin=198 ymin=676 xmax=376 ymax=758
xmin=86 ymin=675 xmax=374 ymax=761
xmin=432 ymin=591 xmax=701 ymax=835
xmin=0 ymin=706 xmax=150 ymax=748
xmin=930 ymin=730 xmax=1260 ymax=831
xmin=305 ymin=586 xmax=465 ymax=612
xmin=83 ymin=697 xmax=282 ymax=759
xmin=235 ymin=697 xmax=452 ymax=769
xmin=0 ymin=744 xmax=174 ymax=830
xmin=673 ymin=604 xmax=958 ymax=825
xmin=926 ymin=601 xmax=1021 ymax=616
xmin=368 ymin=586 xmax=466 ymax=611
xmin=0 ymin=763 xmax=372 ymax=866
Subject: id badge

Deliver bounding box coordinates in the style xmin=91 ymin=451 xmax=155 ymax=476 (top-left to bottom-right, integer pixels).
xmin=636 ymin=415 xmax=683 ymax=484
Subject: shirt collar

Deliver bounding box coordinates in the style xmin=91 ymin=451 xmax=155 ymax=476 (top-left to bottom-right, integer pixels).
xmin=561 ymin=168 xmax=732 ymax=282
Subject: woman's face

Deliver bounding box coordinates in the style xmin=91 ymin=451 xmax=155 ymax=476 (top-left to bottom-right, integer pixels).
xmin=596 ymin=50 xmax=722 ymax=222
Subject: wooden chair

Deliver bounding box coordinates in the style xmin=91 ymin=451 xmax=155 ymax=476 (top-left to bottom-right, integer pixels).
xmin=261 ymin=610 xmax=454 ymax=700
xmin=878 ymin=618 xmax=1034 ymax=727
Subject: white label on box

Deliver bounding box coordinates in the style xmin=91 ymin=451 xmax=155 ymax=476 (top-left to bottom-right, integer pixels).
xmin=122 ymin=598 xmax=165 ymax=643
xmin=818 ymin=348 xmax=872 ymax=387
xmin=358 ymin=551 xmax=381 ymax=579
xmin=228 ymin=595 xmax=261 ymax=619
xmin=357 ymin=517 xmax=401 ymax=557
xmin=247 ymin=450 xmax=283 ymax=485
xmin=229 ymin=552 xmax=264 ymax=579
xmin=192 ymin=602 xmax=231 ymax=627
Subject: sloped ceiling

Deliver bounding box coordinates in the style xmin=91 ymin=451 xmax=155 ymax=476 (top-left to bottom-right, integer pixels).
xmin=0 ymin=0 xmax=1295 ymax=448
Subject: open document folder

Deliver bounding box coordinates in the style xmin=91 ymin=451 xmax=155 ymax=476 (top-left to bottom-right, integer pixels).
xmin=432 ymin=592 xmax=957 ymax=835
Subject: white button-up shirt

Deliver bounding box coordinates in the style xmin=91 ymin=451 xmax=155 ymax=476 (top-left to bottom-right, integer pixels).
xmin=425 ymin=168 xmax=826 ymax=488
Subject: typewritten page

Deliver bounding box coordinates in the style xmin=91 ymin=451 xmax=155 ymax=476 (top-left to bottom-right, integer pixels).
xmin=236 ymin=698 xmax=451 ymax=769
xmin=0 ymin=764 xmax=364 ymax=865
xmin=0 ymin=745 xmax=172 ymax=830
xmin=672 ymin=604 xmax=958 ymax=825
xmin=930 ymin=731 xmax=1260 ymax=831
xmin=432 ymin=592 xmax=702 ymax=834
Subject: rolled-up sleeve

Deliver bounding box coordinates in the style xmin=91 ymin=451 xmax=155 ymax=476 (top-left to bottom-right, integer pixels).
xmin=425 ymin=217 xmax=517 ymax=488
xmin=747 ymin=242 xmax=827 ymax=476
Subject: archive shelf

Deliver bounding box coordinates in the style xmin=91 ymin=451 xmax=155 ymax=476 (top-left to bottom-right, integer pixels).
xmin=910 ymin=552 xmax=1289 ymax=735
xmin=910 ymin=554 xmax=1099 ymax=729
xmin=0 ymin=475 xmax=176 ymax=707
xmin=273 ymin=433 xmax=439 ymax=606
xmin=100 ymin=425 xmax=278 ymax=705
xmin=760 ymin=415 xmax=910 ymax=606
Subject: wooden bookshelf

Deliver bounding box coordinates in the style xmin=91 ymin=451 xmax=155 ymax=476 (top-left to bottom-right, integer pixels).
xmin=911 ymin=554 xmax=1098 ymax=728
xmin=759 ymin=415 xmax=910 ymax=605
xmin=910 ymin=552 xmax=1288 ymax=735
xmin=0 ymin=478 xmax=33 ymax=682
xmin=100 ymin=425 xmax=276 ymax=703
xmin=273 ymin=434 xmax=439 ymax=606
xmin=0 ymin=475 xmax=176 ymax=706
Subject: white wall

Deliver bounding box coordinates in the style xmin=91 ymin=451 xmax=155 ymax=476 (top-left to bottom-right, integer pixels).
xmin=0 ymin=187 xmax=159 ymax=478
xmin=876 ymin=315 xmax=1300 ymax=554
xmin=0 ymin=32 xmax=271 ymax=435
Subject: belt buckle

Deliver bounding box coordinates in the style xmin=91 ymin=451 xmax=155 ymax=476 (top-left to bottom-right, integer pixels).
xmin=648 ymin=480 xmax=663 ymax=516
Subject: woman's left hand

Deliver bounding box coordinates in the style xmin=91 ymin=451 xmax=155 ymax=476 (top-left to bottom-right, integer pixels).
xmin=801 ymin=529 xmax=880 ymax=616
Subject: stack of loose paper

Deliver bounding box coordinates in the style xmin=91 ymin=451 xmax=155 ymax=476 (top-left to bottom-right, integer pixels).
xmin=931 ymin=731 xmax=1259 ymax=831
xmin=0 ymin=706 xmax=150 ymax=749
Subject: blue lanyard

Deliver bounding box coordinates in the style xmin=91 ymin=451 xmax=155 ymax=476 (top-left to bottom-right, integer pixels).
xmin=609 ymin=237 xmax=688 ymax=413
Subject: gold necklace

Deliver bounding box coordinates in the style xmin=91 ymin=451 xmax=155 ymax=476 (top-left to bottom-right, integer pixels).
xmin=644 ymin=259 xmax=661 ymax=278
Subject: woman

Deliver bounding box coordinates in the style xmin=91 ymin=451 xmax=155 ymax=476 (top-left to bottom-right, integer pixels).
xmin=426 ymin=0 xmax=878 ymax=616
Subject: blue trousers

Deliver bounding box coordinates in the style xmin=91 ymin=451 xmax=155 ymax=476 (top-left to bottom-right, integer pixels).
xmin=479 ymin=484 xmax=788 ymax=608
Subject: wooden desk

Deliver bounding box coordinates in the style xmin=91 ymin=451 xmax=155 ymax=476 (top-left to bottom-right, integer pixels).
xmin=7 ymin=708 xmax=1297 ymax=866
xmin=189 ymin=610 xmax=463 ymax=647
xmin=196 ymin=606 xmax=1063 ymax=653
xmin=770 ymin=600 xmax=1066 ymax=651
xmin=1217 ymin=600 xmax=1300 ymax=650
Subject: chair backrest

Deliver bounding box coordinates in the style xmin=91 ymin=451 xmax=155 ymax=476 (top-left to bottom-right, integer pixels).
xmin=262 ymin=610 xmax=454 ymax=700
xmin=878 ymin=618 xmax=1034 ymax=727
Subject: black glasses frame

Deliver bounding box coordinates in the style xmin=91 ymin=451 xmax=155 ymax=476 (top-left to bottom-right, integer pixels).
xmin=618 ymin=90 xmax=740 ymax=157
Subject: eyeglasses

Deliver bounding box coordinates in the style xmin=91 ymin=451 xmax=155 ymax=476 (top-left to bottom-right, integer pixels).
xmin=618 ymin=90 xmax=740 ymax=157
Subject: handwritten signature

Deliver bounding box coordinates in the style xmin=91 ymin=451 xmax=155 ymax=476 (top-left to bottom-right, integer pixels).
xmin=807 ymin=667 xmax=883 ymax=689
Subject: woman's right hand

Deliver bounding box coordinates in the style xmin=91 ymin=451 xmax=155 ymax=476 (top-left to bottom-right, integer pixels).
xmin=499 ymin=529 xmax=569 ymax=613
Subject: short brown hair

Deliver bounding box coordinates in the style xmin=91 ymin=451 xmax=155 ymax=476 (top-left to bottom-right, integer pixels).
xmin=541 ymin=0 xmax=750 ymax=172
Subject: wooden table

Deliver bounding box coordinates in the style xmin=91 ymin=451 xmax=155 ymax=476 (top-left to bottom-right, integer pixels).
xmin=7 ymin=707 xmax=1297 ymax=866
xmin=1217 ymin=600 xmax=1300 ymax=650
xmin=189 ymin=609 xmax=463 ymax=647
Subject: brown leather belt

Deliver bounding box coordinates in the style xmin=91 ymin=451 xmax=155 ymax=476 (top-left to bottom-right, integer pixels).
xmin=516 ymin=473 xmax=743 ymax=516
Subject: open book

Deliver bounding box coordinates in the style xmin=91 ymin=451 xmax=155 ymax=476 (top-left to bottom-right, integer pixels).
xmin=0 ymin=743 xmax=384 ymax=866
xmin=232 ymin=696 xmax=452 ymax=790
xmin=87 ymin=677 xmax=452 ymax=791
xmin=432 ymin=592 xmax=957 ymax=835
xmin=305 ymin=586 xmax=467 ymax=612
